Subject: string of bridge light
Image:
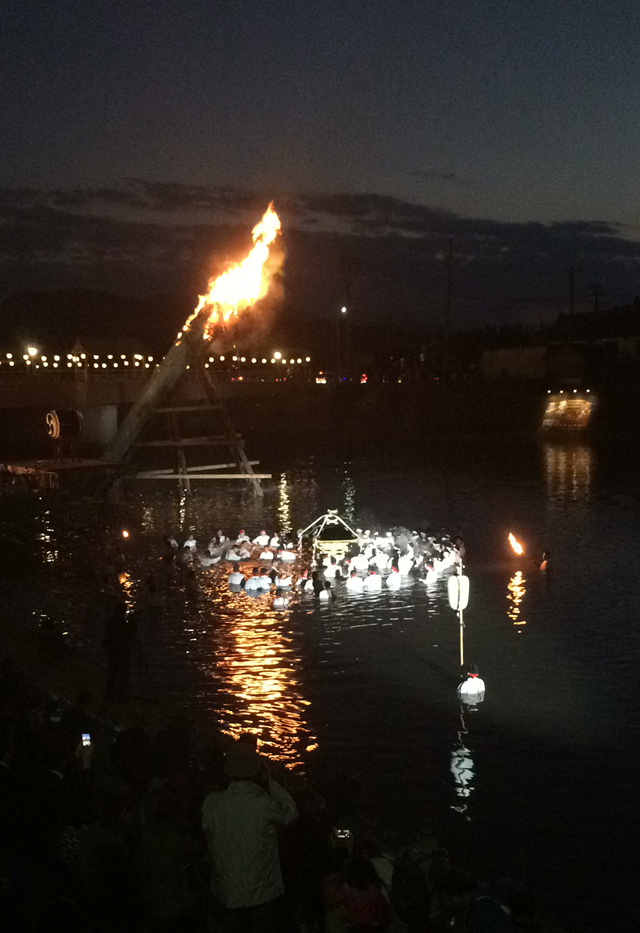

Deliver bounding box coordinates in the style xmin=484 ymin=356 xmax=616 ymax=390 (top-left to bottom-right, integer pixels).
xmin=0 ymin=350 xmax=312 ymax=370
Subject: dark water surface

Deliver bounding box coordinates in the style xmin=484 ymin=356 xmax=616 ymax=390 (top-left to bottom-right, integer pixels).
xmin=1 ymin=437 xmax=637 ymax=930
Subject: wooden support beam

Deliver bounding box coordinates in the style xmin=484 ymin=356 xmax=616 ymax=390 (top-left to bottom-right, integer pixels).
xmin=136 ymin=472 xmax=272 ymax=480
xmin=142 ymin=461 xmax=259 ymax=476
xmin=134 ymin=435 xmax=242 ymax=447
xmin=156 ymin=405 xmax=221 ymax=413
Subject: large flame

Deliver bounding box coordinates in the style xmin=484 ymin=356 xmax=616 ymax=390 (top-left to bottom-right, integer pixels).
xmin=183 ymin=202 xmax=281 ymax=340
xmin=508 ymin=532 xmax=524 ymax=555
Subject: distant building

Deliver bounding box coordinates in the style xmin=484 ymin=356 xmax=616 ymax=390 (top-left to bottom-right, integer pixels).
xmin=482 ymin=302 xmax=640 ymax=383
xmin=481 ymin=346 xmax=547 ymax=380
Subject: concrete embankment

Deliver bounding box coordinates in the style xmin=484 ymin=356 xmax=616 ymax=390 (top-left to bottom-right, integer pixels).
xmin=3 ymin=375 xmax=640 ymax=461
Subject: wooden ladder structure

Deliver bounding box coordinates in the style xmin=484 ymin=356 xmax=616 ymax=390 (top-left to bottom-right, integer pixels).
xmin=101 ymin=333 xmax=266 ymax=497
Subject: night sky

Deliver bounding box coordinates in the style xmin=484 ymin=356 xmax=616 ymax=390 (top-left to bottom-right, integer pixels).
xmin=3 ymin=1 xmax=640 ymax=330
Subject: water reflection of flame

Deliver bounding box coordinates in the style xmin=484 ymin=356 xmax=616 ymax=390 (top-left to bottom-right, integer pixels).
xmin=37 ymin=509 xmax=58 ymax=564
xmin=341 ymin=468 xmax=356 ymax=524
xmin=278 ymin=472 xmax=292 ymax=539
xmin=507 ymin=570 xmax=527 ymax=625
xmin=118 ymin=572 xmax=134 ymax=609
xmin=178 ymin=487 xmax=188 ymax=531
xmin=206 ymin=587 xmax=316 ymax=770
xmin=544 ymin=443 xmax=593 ymax=502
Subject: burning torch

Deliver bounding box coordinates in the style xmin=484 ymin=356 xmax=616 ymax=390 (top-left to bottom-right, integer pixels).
xmin=101 ymin=203 xmax=282 ymax=464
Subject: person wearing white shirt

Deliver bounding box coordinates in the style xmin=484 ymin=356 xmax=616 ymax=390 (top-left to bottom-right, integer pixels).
xmin=183 ymin=534 xmax=196 ymax=549
xmin=235 ymin=529 xmax=251 ymax=545
xmin=324 ymin=558 xmax=341 ymax=580
xmin=244 ymin=569 xmax=263 ymax=593
xmin=275 ymin=573 xmax=292 ymax=588
xmin=258 ymin=570 xmax=273 ymax=589
xmin=351 ymin=552 xmax=369 ymax=573
xmin=253 ymin=530 xmax=270 ymax=547
xmin=346 ymin=571 xmax=364 ymax=594
xmin=363 ymin=570 xmax=382 ymax=592
xmin=457 ymin=665 xmax=486 ymax=705
xmin=229 ymin=563 xmax=245 ymax=587
xmin=259 ymin=548 xmax=274 ymax=561
xmin=398 ymin=553 xmax=414 ymax=575
xmin=386 ymin=567 xmax=402 ymax=589
xmin=272 ymin=589 xmax=289 ymax=610
xmin=372 ymin=550 xmax=391 ymax=572
xmin=199 ymin=552 xmax=220 ymax=567
xmin=269 ymin=535 xmax=280 ymax=548
xmin=277 ymin=548 xmax=296 ymax=562
xmin=318 ymin=581 xmax=333 ymax=601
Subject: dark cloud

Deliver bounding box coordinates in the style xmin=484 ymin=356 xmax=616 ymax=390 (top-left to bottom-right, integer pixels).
xmin=1 ymin=183 xmax=639 ymax=334
xmin=413 ymin=169 xmax=471 ymax=187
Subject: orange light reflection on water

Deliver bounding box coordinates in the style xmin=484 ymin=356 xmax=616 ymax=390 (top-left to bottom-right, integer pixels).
xmin=507 ymin=570 xmax=527 ymax=626
xmin=201 ymin=572 xmax=316 ymax=771
xmin=544 ymin=443 xmax=593 ymax=502
xmin=118 ymin=572 xmax=134 ymax=609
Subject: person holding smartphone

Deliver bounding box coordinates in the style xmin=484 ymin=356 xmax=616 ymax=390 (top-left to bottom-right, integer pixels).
xmin=201 ymin=739 xmax=297 ymax=932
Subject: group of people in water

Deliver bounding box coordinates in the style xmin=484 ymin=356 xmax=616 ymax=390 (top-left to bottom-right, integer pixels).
xmin=161 ymin=524 xmax=465 ymax=611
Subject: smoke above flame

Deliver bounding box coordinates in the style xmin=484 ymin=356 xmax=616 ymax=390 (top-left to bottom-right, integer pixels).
xmin=182 ymin=202 xmax=282 ymax=341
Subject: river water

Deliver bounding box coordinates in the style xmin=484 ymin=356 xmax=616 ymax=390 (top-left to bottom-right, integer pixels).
xmin=1 ymin=436 xmax=636 ymax=930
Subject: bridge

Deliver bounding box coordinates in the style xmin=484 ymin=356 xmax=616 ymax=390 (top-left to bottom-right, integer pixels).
xmin=0 ymin=362 xmax=322 ymax=453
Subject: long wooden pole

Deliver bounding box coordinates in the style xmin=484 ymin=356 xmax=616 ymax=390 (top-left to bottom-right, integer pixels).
xmin=458 ymin=562 xmax=464 ymax=669
xmin=101 ymin=338 xmax=197 ymax=462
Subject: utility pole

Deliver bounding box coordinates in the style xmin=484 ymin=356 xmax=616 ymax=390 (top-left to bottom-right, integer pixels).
xmin=443 ymin=237 xmax=453 ymax=378
xmin=342 ymin=259 xmax=352 ymax=374
xmin=567 ymin=266 xmax=581 ymax=314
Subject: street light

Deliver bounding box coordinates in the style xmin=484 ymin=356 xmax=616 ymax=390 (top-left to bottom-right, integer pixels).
xmin=337 ymin=306 xmax=347 ymax=375
xmin=27 ymin=346 xmax=38 ymax=358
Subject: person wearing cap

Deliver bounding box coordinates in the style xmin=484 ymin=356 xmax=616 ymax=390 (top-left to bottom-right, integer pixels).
xmin=386 ymin=567 xmax=402 ymax=589
xmin=201 ymin=740 xmax=297 ymax=930
xmin=346 ymin=570 xmax=364 ymax=594
xmin=253 ymin=529 xmax=270 ymax=547
xmin=457 ymin=665 xmax=486 ymax=705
